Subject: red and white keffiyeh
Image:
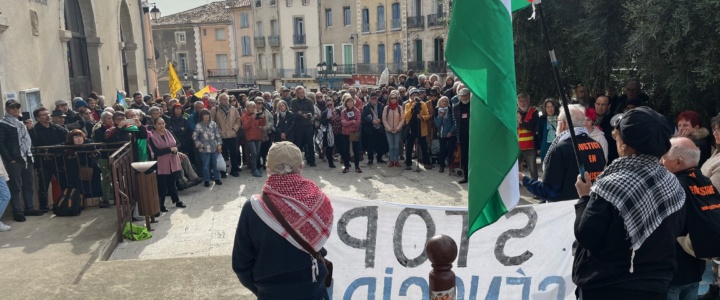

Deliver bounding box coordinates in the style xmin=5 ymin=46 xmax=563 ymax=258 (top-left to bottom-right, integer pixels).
xmin=250 ymin=174 xmax=334 ymax=252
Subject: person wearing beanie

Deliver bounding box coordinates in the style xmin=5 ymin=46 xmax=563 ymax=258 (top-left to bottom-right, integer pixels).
xmin=232 ymin=141 xmax=333 ymax=300
xmin=55 ymin=99 xmax=86 ymax=134
xmin=573 ymin=106 xmax=686 ymax=299
xmin=583 ymin=108 xmax=609 ymax=163
xmin=520 ymin=104 xmax=606 ymax=201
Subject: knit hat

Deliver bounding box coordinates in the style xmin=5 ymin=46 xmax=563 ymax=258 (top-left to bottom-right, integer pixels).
xmin=611 ymin=106 xmax=672 ymax=158
xmin=75 ymin=100 xmax=89 ymax=109
xmin=267 ymin=141 xmax=303 ymax=175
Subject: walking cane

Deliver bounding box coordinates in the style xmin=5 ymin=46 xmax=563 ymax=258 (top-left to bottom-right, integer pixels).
xmin=414 ymin=109 xmax=422 ymax=172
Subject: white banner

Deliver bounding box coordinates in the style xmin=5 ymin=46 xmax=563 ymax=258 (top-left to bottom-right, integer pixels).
xmin=325 ymin=197 xmax=577 ymax=300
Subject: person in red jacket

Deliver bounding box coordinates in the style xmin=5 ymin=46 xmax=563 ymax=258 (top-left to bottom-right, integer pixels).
xmin=517 ymin=93 xmax=539 ymax=180
xmin=340 ymin=96 xmax=362 ymax=173
xmin=241 ymin=102 xmax=267 ymax=177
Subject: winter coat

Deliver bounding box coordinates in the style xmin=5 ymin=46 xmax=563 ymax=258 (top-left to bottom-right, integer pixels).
xmin=168 ymin=115 xmax=192 ymax=149
xmin=434 ymin=107 xmax=455 ymax=138
xmin=340 ymin=108 xmax=361 ymax=136
xmin=362 ymin=102 xmax=385 ymax=134
xmin=701 ymin=151 xmax=720 ymax=191
xmin=241 ymin=111 xmax=267 ymax=142
xmin=192 ymin=121 xmax=222 ymax=153
xmin=404 ymin=101 xmax=431 ymax=137
xmin=690 ymin=128 xmax=712 ymax=167
xmin=210 ymin=105 xmax=241 ymax=139
xmin=273 ymin=111 xmax=295 ymax=142
xmin=382 ymin=105 xmax=404 ymax=132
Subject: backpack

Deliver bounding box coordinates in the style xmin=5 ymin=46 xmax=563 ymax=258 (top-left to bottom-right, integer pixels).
xmin=53 ymin=188 xmax=82 ymax=217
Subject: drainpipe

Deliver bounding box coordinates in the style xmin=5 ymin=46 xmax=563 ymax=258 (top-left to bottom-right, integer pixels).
xmin=138 ymin=0 xmax=152 ymax=96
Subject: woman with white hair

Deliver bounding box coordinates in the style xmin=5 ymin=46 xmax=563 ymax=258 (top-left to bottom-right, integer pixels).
xmin=232 ymin=142 xmax=333 ymax=299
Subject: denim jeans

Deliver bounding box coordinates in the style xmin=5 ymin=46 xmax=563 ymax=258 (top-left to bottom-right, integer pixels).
xmin=667 ymin=282 xmax=698 ymax=300
xmin=200 ymin=152 xmax=221 ymax=182
xmin=0 ymin=176 xmax=10 ymax=217
xmin=245 ymin=140 xmax=261 ymax=171
xmin=385 ymin=131 xmax=401 ymax=161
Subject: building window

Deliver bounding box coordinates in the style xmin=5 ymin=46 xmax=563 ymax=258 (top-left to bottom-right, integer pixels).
xmin=324 ymin=45 xmax=334 ymax=66
xmin=302 ymin=0 xmax=309 ymax=6
xmin=325 ymin=9 xmax=332 ymax=28
xmin=240 ymin=13 xmax=250 ymax=28
xmin=286 ymin=0 xmax=292 ymax=7
xmin=270 ymin=0 xmax=277 ymax=6
xmin=271 ymin=20 xmax=279 ymax=35
xmin=178 ymin=53 xmax=188 ymax=74
xmin=244 ymin=64 xmax=254 ymax=77
xmin=361 ymin=8 xmax=369 ymax=33
xmin=377 ymin=5 xmax=385 ymax=31
xmin=295 ymin=52 xmax=306 ymax=74
xmin=391 ymin=3 xmax=400 ymax=29
xmin=175 ymin=32 xmax=186 ymax=43
xmin=343 ymin=7 xmax=351 ymax=26
xmin=258 ymin=54 xmax=266 ymax=70
xmin=242 ymin=36 xmax=252 ymax=56
xmin=378 ymin=44 xmax=386 ymax=65
xmin=273 ymin=53 xmax=281 ymax=69
xmin=203 ymin=29 xmax=207 ymax=36
xmin=215 ymin=28 xmax=226 ymax=40
xmin=255 ymin=21 xmax=264 ymax=36
xmin=216 ymin=54 xmax=229 ymax=70
xmin=393 ymin=43 xmax=402 ymax=70
xmin=362 ymin=44 xmax=370 ymax=63
xmin=255 ymin=0 xmax=262 ymax=8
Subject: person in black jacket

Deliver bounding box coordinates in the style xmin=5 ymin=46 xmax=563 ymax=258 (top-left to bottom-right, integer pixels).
xmin=273 ymin=100 xmax=295 ymax=143
xmin=594 ymin=95 xmax=618 ymax=164
xmin=453 ymin=89 xmax=471 ymax=184
xmin=573 ymin=106 xmax=685 ymax=299
xmin=289 ymin=86 xmax=317 ymax=167
xmin=28 ymin=107 xmax=69 ymax=211
xmin=362 ymin=94 xmax=387 ymax=165
xmin=55 ymin=99 xmax=86 ymax=133
xmin=320 ymin=98 xmax=341 ymax=169
xmin=0 ymin=100 xmax=43 ymax=222
xmin=661 ymin=137 xmax=713 ymax=300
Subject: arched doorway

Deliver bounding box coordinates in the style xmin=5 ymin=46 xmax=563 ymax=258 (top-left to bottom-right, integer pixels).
xmin=119 ymin=0 xmax=139 ymax=94
xmin=65 ymin=0 xmax=92 ymax=98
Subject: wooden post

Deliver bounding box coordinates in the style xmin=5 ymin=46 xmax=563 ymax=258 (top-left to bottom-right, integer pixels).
xmin=426 ymin=234 xmax=458 ymax=300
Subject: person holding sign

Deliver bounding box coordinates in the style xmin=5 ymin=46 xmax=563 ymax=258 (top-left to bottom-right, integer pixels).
xmin=520 ymin=104 xmax=606 ymax=202
xmin=573 ymin=106 xmax=685 ymax=299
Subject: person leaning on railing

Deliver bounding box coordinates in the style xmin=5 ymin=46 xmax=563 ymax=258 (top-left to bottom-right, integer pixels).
xmin=92 ymin=111 xmax=116 ymax=207
xmin=64 ymin=129 xmax=102 ymax=201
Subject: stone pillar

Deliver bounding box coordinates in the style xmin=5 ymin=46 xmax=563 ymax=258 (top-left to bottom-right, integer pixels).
xmin=426 ymin=234 xmax=458 ymax=300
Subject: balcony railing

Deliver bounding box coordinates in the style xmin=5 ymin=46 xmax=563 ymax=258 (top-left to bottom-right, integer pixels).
xmin=256 ymin=69 xmax=280 ymax=80
xmin=238 ymin=77 xmax=256 ymax=85
xmin=407 ymin=61 xmax=425 ymax=71
xmin=427 ymin=61 xmax=447 ymax=73
xmin=254 ymin=36 xmax=265 ymax=48
xmin=362 ymin=23 xmax=370 ymax=33
xmin=407 ymin=16 xmax=424 ymax=29
xmin=427 ymin=13 xmax=447 ymax=27
xmin=377 ymin=21 xmax=386 ymax=32
xmin=357 ymin=63 xmax=391 ymax=75
xmin=279 ymin=68 xmax=317 ymax=78
xmin=335 ymin=64 xmax=355 ymax=75
xmin=293 ymin=34 xmax=306 ymax=45
xmin=206 ymin=69 xmax=236 ymax=77
xmin=268 ymin=35 xmax=280 ymax=47
xmin=391 ymin=19 xmax=401 ymax=30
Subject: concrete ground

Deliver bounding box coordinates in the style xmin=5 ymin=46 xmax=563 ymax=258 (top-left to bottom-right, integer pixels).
xmin=0 ymin=157 xmax=540 ymax=299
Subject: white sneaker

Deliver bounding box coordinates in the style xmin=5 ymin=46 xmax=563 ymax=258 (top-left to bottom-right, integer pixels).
xmin=0 ymin=221 xmax=11 ymax=232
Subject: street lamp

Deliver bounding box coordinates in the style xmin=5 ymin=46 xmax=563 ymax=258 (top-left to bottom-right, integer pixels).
xmin=316 ymin=62 xmax=327 ymax=75
xmin=183 ymin=73 xmax=188 ymax=80
xmin=143 ymin=2 xmax=161 ymax=21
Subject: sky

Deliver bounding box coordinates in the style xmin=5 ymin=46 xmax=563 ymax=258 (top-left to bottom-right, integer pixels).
xmin=153 ymin=0 xmax=218 ymax=17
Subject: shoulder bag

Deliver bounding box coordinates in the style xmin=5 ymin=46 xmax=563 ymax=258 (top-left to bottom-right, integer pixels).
xmin=262 ymin=193 xmax=333 ymax=287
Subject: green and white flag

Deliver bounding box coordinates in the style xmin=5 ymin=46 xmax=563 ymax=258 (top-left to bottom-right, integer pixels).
xmin=447 ymin=0 xmax=532 ymax=236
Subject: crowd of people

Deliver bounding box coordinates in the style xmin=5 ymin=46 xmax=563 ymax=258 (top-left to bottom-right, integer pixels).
xmin=517 ymin=79 xmax=720 ymax=299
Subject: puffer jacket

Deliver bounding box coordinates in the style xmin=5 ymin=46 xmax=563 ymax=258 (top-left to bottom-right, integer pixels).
xmin=210 ymin=105 xmax=241 ymax=139
xmin=382 ymin=105 xmax=404 ymax=132
xmin=241 ymin=111 xmax=267 ymax=142
xmin=340 ymin=108 xmax=361 ymax=136
xmin=192 ymin=121 xmax=222 ymax=153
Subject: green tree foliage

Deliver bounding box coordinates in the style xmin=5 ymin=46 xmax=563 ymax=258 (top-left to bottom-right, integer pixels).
xmin=512 ymin=0 xmax=720 ymax=117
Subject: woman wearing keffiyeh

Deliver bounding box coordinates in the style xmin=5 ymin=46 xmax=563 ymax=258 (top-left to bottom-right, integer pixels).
xmin=573 ymin=107 xmax=686 ymax=299
xmin=232 ymin=142 xmax=333 ymax=300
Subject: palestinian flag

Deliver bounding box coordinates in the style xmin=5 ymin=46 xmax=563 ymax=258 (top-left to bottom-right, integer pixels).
xmin=446 ymin=0 xmax=532 ymax=236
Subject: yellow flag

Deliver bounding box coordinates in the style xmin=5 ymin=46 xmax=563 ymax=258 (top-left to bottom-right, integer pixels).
xmin=168 ymin=62 xmax=182 ymax=96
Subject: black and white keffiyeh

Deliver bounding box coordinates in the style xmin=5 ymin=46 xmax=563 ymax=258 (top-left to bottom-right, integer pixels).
xmin=591 ymin=154 xmax=685 ymax=251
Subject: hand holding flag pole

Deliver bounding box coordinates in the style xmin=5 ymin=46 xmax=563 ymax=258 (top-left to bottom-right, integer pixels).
xmin=534 ymin=0 xmax=587 ymax=181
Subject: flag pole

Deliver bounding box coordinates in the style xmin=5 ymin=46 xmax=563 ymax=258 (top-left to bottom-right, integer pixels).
xmin=535 ymin=0 xmax=586 ymax=178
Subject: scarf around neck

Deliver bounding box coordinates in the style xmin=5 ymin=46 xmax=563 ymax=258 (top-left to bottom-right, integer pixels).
xmin=1 ymin=113 xmax=32 ymax=162
xmin=250 ymin=174 xmax=333 ymax=253
xmin=542 ymin=127 xmax=588 ymax=172
xmin=592 ymin=154 xmax=685 ymax=251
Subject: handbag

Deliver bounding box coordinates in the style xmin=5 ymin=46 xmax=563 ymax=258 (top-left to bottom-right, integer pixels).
xmin=349 ymin=131 xmax=360 ymax=142
xmin=262 ymin=193 xmax=333 ymax=287
xmin=79 ymin=167 xmax=94 ymax=181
